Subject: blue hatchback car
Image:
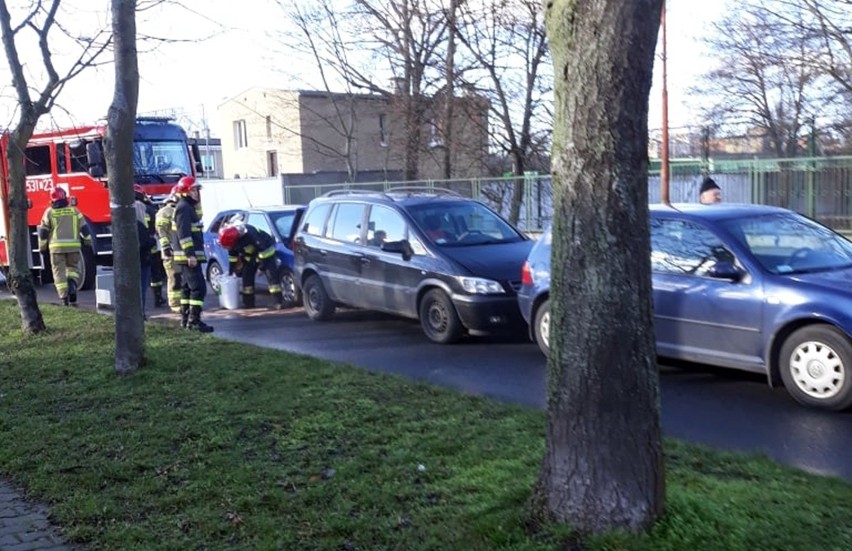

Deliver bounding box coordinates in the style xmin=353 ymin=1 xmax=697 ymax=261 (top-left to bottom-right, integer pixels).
xmin=203 ymin=205 xmax=305 ymax=307
xmin=518 ymin=203 xmax=852 ymax=411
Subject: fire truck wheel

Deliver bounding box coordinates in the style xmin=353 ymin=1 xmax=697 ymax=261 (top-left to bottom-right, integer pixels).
xmin=80 ymin=245 xmax=96 ymax=291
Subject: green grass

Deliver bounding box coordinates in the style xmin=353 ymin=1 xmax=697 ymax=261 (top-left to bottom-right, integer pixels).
xmin=0 ymin=301 xmax=850 ymax=551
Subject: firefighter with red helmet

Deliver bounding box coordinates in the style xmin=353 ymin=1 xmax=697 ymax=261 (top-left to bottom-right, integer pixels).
xmin=171 ymin=176 xmax=214 ymax=332
xmin=37 ymin=187 xmax=93 ymax=306
xmin=155 ymin=185 xmax=182 ymax=312
xmin=217 ymin=221 xmax=286 ymax=310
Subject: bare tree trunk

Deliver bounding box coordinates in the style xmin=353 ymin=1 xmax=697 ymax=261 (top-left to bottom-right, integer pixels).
xmin=442 ymin=0 xmax=459 ymax=180
xmin=106 ymin=0 xmax=142 ymax=373
xmin=4 ymin=133 xmax=45 ymax=333
xmin=529 ymin=0 xmax=665 ymax=535
xmin=509 ymin=150 xmax=525 ymax=225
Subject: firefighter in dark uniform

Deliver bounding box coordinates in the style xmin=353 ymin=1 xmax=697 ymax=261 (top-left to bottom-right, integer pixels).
xmin=134 ymin=185 xmax=166 ymax=308
xmin=217 ymin=222 xmax=286 ymax=310
xmin=171 ymin=176 xmax=213 ymax=332
xmin=37 ymin=187 xmax=93 ymax=305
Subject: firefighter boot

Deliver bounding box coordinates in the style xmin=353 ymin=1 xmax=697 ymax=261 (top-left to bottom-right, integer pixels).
xmin=187 ymin=305 xmax=214 ymax=333
xmin=180 ymin=304 xmax=190 ymax=329
xmin=62 ymin=296 xmax=69 ymax=306
xmin=68 ymin=279 xmax=78 ymax=305
xmin=270 ymin=291 xmax=284 ymax=310
xmin=153 ymin=286 xmax=166 ymax=308
xmin=242 ymin=293 xmax=256 ymax=309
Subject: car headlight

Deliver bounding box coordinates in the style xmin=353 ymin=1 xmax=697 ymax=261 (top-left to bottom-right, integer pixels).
xmin=457 ymin=276 xmax=505 ymax=294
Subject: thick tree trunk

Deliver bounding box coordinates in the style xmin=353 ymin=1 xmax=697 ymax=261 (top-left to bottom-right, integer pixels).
xmin=106 ymin=0 xmax=142 ymax=374
xmin=6 ymin=129 xmax=45 ymax=334
xmin=529 ymin=0 xmax=665 ymax=535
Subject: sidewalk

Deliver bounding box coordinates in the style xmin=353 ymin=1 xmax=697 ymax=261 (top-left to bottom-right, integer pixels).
xmin=0 ymin=481 xmax=78 ymax=551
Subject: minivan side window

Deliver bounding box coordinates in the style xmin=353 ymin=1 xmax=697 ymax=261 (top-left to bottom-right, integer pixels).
xmin=367 ymin=205 xmax=406 ymax=247
xmin=302 ymin=204 xmax=331 ymax=237
xmin=330 ymin=203 xmax=365 ymax=243
xmin=651 ymin=218 xmax=735 ymax=276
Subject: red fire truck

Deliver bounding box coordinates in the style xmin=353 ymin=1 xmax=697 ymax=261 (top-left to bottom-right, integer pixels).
xmin=0 ymin=116 xmax=202 ymax=289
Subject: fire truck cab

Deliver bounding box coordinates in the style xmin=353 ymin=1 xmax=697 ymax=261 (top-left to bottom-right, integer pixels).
xmin=0 ymin=117 xmax=202 ymax=290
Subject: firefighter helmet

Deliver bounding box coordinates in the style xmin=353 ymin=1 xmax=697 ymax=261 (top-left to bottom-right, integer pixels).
xmin=218 ymin=225 xmax=240 ymax=249
xmin=174 ymin=176 xmax=201 ymax=195
xmin=50 ymin=187 xmax=67 ymax=201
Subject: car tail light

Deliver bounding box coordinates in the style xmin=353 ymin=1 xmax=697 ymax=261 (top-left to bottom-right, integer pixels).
xmin=521 ymin=261 xmax=533 ymax=286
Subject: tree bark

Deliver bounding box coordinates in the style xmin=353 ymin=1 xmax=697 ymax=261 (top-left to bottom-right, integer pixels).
xmin=4 ymin=129 xmax=45 ymax=334
xmin=106 ymin=0 xmax=142 ymax=373
xmin=529 ymin=0 xmax=665 ymax=535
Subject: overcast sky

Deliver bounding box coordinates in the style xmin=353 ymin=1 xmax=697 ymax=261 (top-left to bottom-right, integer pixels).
xmin=0 ymin=0 xmax=724 ymax=138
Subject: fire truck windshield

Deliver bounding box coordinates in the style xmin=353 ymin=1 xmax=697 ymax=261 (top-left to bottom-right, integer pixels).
xmin=133 ymin=140 xmax=191 ymax=182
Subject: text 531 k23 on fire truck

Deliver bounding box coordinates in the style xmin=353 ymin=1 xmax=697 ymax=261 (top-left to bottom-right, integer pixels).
xmin=0 ymin=117 xmax=203 ymax=289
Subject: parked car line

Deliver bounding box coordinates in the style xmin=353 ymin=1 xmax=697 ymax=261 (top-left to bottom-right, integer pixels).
xmin=518 ymin=203 xmax=852 ymax=411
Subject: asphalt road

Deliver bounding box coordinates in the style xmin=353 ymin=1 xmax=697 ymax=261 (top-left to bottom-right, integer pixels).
xmin=4 ymin=284 xmax=851 ymax=481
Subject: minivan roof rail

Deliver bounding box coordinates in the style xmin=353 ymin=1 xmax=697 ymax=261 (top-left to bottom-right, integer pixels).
xmin=321 ymin=189 xmax=388 ymax=198
xmin=385 ymin=186 xmax=463 ymax=197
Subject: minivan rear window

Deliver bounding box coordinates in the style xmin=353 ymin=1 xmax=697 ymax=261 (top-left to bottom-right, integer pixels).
xmin=302 ymin=203 xmax=332 ymax=236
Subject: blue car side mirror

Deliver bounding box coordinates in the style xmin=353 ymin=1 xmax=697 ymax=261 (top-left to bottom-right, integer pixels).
xmin=708 ymin=261 xmax=742 ymax=281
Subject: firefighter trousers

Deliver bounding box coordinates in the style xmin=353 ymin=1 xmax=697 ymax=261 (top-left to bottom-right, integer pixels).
xmin=49 ymin=250 xmax=81 ymax=300
xmin=163 ymin=254 xmax=182 ymax=312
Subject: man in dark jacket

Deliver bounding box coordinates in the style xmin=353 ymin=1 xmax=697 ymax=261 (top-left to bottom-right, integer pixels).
xmin=217 ymin=222 xmax=286 ymax=309
xmin=171 ymin=176 xmax=213 ymax=332
xmin=699 ymin=177 xmax=722 ymax=204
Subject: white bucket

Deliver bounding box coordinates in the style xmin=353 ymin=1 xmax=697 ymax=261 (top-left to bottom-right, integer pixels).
xmin=217 ymin=275 xmax=241 ymax=310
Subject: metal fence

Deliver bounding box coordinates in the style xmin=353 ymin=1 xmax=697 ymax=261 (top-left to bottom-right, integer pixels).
xmin=281 ymin=156 xmax=852 ymax=233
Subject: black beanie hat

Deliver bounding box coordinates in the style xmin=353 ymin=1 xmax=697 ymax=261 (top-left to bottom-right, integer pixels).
xmin=700 ymin=177 xmax=720 ymax=194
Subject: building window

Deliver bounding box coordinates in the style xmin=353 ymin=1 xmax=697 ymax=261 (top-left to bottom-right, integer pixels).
xmin=379 ymin=114 xmax=388 ymax=147
xmin=266 ymin=115 xmax=272 ymax=139
xmin=233 ymin=120 xmax=248 ymax=149
xmin=201 ymin=154 xmax=216 ymax=174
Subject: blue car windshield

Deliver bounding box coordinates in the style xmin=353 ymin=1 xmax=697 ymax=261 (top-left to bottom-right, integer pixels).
xmin=270 ymin=211 xmax=297 ymax=240
xmin=721 ymin=213 xmax=852 ymax=274
xmin=408 ymin=201 xmax=524 ymax=246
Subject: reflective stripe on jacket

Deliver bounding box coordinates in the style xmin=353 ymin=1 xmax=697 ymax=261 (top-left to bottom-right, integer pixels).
xmin=155 ymin=199 xmax=177 ymax=250
xmin=227 ymin=225 xmax=276 ymax=265
xmin=172 ymin=198 xmax=206 ymax=265
xmin=37 ymin=205 xmax=92 ymax=252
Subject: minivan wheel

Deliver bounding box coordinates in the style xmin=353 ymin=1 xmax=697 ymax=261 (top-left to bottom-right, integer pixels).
xmin=534 ymin=299 xmax=550 ymax=357
xmin=419 ymin=289 xmax=463 ymax=344
xmin=280 ymin=268 xmax=302 ymax=308
xmin=303 ymin=274 xmax=334 ymax=321
xmin=779 ymin=325 xmax=852 ymax=411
